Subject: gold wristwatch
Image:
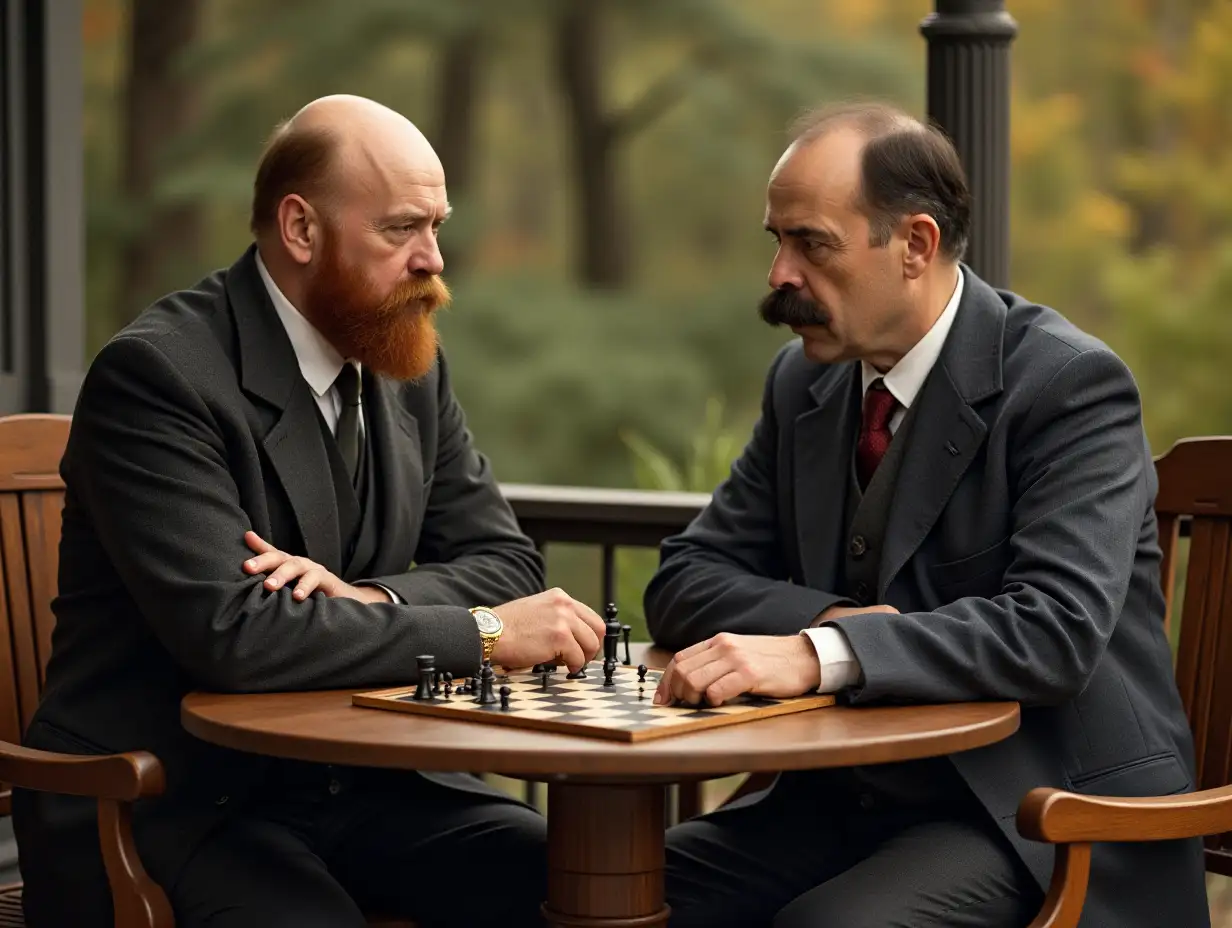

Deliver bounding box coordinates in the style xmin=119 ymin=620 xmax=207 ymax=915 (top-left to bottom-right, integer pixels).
xmin=469 ymin=607 xmax=504 ymax=663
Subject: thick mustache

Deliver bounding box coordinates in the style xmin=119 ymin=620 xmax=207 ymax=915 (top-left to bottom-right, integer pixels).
xmin=758 ymin=288 xmax=830 ymax=328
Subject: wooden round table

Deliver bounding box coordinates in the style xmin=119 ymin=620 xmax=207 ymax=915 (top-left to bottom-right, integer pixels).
xmin=183 ymin=653 xmax=1018 ymax=928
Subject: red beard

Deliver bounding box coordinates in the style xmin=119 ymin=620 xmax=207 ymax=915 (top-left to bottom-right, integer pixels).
xmin=301 ymin=225 xmax=450 ymax=382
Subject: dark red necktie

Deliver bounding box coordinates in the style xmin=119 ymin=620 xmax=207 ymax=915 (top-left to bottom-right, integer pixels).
xmin=856 ymin=380 xmax=899 ymax=490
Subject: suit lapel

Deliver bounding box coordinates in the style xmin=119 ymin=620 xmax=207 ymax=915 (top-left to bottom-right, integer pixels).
xmin=877 ymin=367 xmax=987 ymax=596
xmin=225 ymin=246 xmax=343 ymax=573
xmin=794 ymin=365 xmax=861 ymax=588
xmin=878 ymin=268 xmax=1006 ymax=596
xmin=365 ymin=374 xmax=426 ymax=575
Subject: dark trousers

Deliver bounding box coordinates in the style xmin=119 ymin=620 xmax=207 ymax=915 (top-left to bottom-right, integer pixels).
xmin=18 ymin=766 xmax=546 ymax=928
xmin=665 ymin=770 xmax=1042 ymax=928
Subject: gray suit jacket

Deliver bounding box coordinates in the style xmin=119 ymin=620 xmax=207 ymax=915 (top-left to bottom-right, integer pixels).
xmin=14 ymin=246 xmax=544 ymax=907
xmin=645 ymin=268 xmax=1208 ymax=927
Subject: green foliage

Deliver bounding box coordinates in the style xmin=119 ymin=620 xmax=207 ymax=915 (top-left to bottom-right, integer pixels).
xmin=613 ymin=397 xmax=749 ymax=639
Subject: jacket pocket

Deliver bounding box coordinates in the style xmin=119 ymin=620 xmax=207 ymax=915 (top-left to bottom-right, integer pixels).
xmin=1066 ymin=752 xmax=1191 ymax=797
xmin=930 ymin=537 xmax=1011 ymax=595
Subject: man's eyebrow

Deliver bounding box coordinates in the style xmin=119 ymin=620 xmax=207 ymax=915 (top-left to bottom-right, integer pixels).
xmin=380 ymin=206 xmax=452 ymax=228
xmin=773 ymin=225 xmax=840 ymax=243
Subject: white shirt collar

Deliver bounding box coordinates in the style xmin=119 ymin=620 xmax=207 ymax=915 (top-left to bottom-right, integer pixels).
xmin=254 ymin=251 xmax=353 ymax=398
xmin=861 ymin=267 xmax=964 ymax=407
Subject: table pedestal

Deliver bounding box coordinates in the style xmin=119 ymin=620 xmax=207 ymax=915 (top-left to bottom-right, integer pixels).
xmin=542 ymin=781 xmax=671 ymax=927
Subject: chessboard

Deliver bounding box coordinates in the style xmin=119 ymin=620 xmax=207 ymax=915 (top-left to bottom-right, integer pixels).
xmin=353 ymin=661 xmax=835 ymax=743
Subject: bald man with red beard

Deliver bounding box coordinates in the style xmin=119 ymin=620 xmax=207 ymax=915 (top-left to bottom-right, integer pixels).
xmin=13 ymin=95 xmax=603 ymax=928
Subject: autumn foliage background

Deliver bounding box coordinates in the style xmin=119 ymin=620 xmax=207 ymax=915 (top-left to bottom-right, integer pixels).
xmin=80 ymin=0 xmax=1232 ymax=912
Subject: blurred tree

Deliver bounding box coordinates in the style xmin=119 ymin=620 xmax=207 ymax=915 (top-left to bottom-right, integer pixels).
xmin=551 ymin=0 xmax=918 ymax=288
xmin=113 ymin=0 xmax=204 ymax=325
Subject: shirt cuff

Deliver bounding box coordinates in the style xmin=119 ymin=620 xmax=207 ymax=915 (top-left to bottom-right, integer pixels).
xmin=800 ymin=626 xmax=861 ymax=693
xmin=358 ymin=581 xmax=402 ymax=604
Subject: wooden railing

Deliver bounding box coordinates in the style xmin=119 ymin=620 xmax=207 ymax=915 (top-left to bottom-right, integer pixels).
xmin=501 ymin=483 xmax=710 ymax=608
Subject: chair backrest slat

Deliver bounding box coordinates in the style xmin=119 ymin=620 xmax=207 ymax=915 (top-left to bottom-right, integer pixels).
xmin=1153 ymin=436 xmax=1232 ymax=872
xmin=0 ymin=414 xmax=71 ymax=817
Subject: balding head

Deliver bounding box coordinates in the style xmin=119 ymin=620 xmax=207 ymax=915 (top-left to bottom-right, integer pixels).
xmin=249 ymin=95 xmax=451 ymax=384
xmin=772 ymin=100 xmax=971 ymax=261
xmin=250 ymin=94 xmax=443 ymax=236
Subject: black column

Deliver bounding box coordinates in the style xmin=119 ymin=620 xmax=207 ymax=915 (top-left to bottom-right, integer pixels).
xmin=0 ymin=0 xmax=84 ymax=415
xmin=920 ymin=0 xmax=1018 ymax=289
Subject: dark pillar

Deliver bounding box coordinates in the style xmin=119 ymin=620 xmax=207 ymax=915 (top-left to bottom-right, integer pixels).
xmin=920 ymin=1 xmax=1018 ymax=289
xmin=1 ymin=0 xmax=84 ymax=415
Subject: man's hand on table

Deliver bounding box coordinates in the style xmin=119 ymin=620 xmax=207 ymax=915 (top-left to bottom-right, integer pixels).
xmin=488 ymin=588 xmax=607 ymax=675
xmin=655 ymin=604 xmax=899 ymax=706
xmin=242 ymin=531 xmax=391 ymax=605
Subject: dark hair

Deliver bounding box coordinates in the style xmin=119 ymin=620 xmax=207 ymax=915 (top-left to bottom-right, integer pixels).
xmin=790 ymin=101 xmax=971 ymax=261
xmin=249 ymin=122 xmax=340 ymax=236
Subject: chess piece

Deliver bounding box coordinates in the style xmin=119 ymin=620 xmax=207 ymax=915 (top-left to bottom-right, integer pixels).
xmin=477 ymin=660 xmax=499 ymax=705
xmin=602 ymin=604 xmax=620 ymax=686
xmin=566 ymin=663 xmax=587 ymax=679
xmin=500 ymin=685 xmax=511 ymax=710
xmin=443 ymin=671 xmax=453 ymax=699
xmin=432 ymin=670 xmax=442 ymax=697
xmin=540 ymin=670 xmax=549 ymax=690
xmin=639 ymin=685 xmax=645 ymax=700
xmin=637 ymin=664 xmax=647 ymax=683
xmin=414 ymin=656 xmax=436 ymax=701
xmin=621 ymin=625 xmax=632 ymax=665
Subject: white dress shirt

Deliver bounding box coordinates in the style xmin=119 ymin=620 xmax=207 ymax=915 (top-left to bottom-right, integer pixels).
xmin=255 ymin=253 xmax=400 ymax=602
xmin=255 ymin=253 xmax=362 ymax=435
xmin=801 ymin=269 xmax=965 ymax=692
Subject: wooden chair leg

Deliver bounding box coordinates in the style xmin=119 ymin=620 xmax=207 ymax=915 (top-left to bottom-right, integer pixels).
xmin=97 ymin=798 xmax=174 ymax=928
xmin=1026 ymin=843 xmax=1092 ymax=928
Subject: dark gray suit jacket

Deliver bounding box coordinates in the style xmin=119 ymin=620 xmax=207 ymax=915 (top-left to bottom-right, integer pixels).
xmin=645 ymin=268 xmax=1208 ymax=927
xmin=14 ymin=246 xmax=544 ymax=902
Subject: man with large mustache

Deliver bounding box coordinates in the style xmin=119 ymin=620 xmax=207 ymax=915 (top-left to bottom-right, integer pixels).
xmin=650 ymin=101 xmax=1205 ymax=927
xmin=13 ymin=94 xmax=603 ymax=927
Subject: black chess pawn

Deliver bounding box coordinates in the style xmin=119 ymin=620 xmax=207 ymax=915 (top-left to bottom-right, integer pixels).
xmin=621 ymin=625 xmax=632 ymax=665
xmin=477 ymin=660 xmax=499 ymax=705
xmin=414 ymin=655 xmax=436 ymax=701
xmin=540 ymin=670 xmax=550 ymax=690
xmin=638 ymin=685 xmax=645 ymax=700
xmin=432 ymin=670 xmax=442 ymax=697
xmin=566 ymin=662 xmax=587 ymax=679
xmin=442 ymin=671 xmax=453 ymax=699
xmin=500 ymin=685 xmax=511 ymax=710
xmin=637 ymin=664 xmax=647 ymax=684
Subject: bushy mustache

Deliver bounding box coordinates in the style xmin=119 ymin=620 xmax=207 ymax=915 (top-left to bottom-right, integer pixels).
xmin=758 ymin=288 xmax=830 ymax=328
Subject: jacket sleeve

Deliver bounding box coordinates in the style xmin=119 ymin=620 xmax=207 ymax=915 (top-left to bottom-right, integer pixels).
xmin=828 ymin=348 xmax=1150 ymax=707
xmin=645 ymin=347 xmax=850 ymax=652
xmin=369 ymin=352 xmax=545 ymax=607
xmin=66 ymin=335 xmax=486 ymax=693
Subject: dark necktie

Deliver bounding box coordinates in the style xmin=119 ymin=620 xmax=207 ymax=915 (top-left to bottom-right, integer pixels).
xmin=333 ymin=362 xmax=362 ymax=485
xmin=856 ymin=379 xmax=899 ymax=490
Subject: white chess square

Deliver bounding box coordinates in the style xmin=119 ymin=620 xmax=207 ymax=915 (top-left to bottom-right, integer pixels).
xmin=569 ymin=708 xmax=633 ymax=719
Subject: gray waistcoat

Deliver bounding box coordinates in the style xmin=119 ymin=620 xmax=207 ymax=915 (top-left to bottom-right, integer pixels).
xmin=837 ymin=396 xmax=970 ymax=807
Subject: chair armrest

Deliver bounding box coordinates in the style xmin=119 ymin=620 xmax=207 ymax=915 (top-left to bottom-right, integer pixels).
xmin=0 ymin=741 xmax=165 ymax=802
xmin=1018 ymin=783 xmax=1232 ymax=844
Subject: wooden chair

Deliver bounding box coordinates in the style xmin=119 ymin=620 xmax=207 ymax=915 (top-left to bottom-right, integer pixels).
xmin=1018 ymin=435 xmax=1232 ymax=927
xmin=0 ymin=413 xmax=172 ymax=926
xmin=0 ymin=414 xmax=413 ymax=928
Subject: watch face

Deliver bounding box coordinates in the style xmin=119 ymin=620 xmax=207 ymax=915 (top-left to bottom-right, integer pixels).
xmin=474 ymin=610 xmax=502 ymax=635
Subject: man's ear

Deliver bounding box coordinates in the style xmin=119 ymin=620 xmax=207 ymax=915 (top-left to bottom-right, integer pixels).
xmin=277 ymin=195 xmax=319 ymax=266
xmin=902 ymin=214 xmax=941 ymax=280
